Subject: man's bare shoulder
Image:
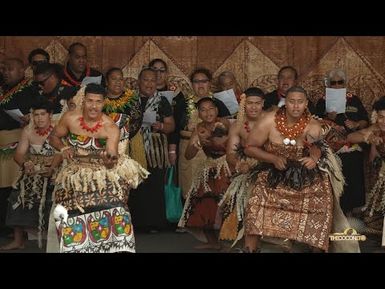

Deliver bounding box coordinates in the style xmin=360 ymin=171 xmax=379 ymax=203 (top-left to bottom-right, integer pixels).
xmin=21 ymin=125 xmax=33 ymax=138
xmin=102 ymin=113 xmax=116 ymax=125
xmin=229 ymin=121 xmax=242 ymax=133
xmin=368 ymin=124 xmax=379 ymax=132
xmin=309 ymin=118 xmax=322 ymax=129
xmin=102 ymin=114 xmax=119 ymax=132
xmin=306 ymin=118 xmax=322 ymax=140
xmin=259 ymin=110 xmax=276 ymax=125
xmin=61 ymin=110 xmax=80 ymax=122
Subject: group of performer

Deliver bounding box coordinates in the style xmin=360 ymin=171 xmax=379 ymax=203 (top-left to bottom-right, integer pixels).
xmin=1 ymin=45 xmax=385 ymax=253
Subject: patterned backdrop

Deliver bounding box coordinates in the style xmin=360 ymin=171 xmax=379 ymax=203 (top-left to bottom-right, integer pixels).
xmin=1 ymin=36 xmax=385 ymax=112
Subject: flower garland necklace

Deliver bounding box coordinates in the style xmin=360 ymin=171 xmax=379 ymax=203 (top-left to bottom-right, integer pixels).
xmin=0 ymin=79 xmax=31 ymax=105
xmin=275 ymin=107 xmax=311 ymax=145
xmin=79 ymin=116 xmax=103 ymax=133
xmin=244 ymin=121 xmax=251 ymax=133
xmin=35 ymin=124 xmax=53 ymax=137
xmin=186 ymin=92 xmax=213 ymax=120
xmin=186 ymin=94 xmax=197 ymax=121
xmin=104 ymin=89 xmax=138 ymax=114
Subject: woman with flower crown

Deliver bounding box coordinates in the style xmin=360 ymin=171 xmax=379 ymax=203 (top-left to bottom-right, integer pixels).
xmin=315 ymin=68 xmax=369 ymax=217
xmin=1 ymin=100 xmax=61 ymax=251
xmin=49 ymin=83 xmax=149 ymax=253
xmin=243 ymin=86 xmax=359 ymax=252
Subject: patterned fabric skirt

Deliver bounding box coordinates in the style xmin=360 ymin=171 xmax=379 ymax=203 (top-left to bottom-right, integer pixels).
xmin=55 ymin=206 xmax=135 ymax=253
xmin=358 ymin=161 xmax=385 ymax=236
xmin=364 ymin=161 xmax=385 ymax=218
xmin=245 ymin=170 xmax=334 ymax=251
xmin=6 ymin=172 xmax=53 ymax=248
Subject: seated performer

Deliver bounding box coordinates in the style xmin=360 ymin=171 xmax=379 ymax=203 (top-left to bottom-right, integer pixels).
xmin=244 ymin=86 xmax=359 ymax=253
xmin=347 ymin=97 xmax=385 ymax=245
xmin=1 ymin=100 xmax=61 ymax=250
xmin=49 ymin=83 xmax=149 ymax=253
xmin=178 ymin=97 xmax=231 ymax=250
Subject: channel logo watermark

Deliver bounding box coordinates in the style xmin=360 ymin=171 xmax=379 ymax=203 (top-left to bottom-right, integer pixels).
xmin=329 ymin=228 xmax=366 ymax=241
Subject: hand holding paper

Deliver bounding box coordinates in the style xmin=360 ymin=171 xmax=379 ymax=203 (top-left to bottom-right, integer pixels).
xmin=325 ymin=88 xmax=346 ymax=114
xmin=81 ymin=75 xmax=102 ymax=86
xmin=4 ymin=109 xmax=24 ymax=124
xmin=158 ymin=91 xmax=174 ymax=105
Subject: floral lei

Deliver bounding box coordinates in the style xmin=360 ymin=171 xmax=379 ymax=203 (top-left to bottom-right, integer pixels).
xmin=104 ymin=89 xmax=138 ymax=114
xmin=0 ymin=79 xmax=31 ymax=105
xmin=185 ymin=94 xmax=196 ymax=120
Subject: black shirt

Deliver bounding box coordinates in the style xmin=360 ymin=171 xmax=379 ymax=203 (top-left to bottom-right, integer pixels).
xmin=263 ymin=89 xmax=283 ymax=110
xmin=43 ymin=83 xmax=79 ymax=114
xmin=264 ymin=89 xmax=316 ymax=114
xmin=315 ymin=93 xmax=369 ymax=132
xmin=62 ymin=62 xmax=105 ymax=87
xmin=0 ymin=79 xmax=41 ymax=130
xmin=140 ymin=94 xmax=173 ymax=120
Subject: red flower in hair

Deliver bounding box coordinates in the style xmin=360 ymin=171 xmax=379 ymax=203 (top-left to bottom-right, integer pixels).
xmin=169 ymin=84 xmax=176 ymax=91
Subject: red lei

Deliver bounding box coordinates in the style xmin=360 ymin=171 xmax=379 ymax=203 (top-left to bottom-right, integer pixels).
xmin=35 ymin=125 xmax=53 ymax=136
xmin=79 ymin=117 xmax=103 ymax=133
xmin=244 ymin=121 xmax=251 ymax=133
xmin=63 ymin=65 xmax=91 ymax=86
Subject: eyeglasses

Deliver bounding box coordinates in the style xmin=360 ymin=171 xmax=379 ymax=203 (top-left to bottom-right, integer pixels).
xmin=192 ymin=79 xmax=210 ymax=84
xmin=151 ymin=67 xmax=167 ymax=73
xmin=330 ymin=80 xmax=345 ymax=85
xmin=31 ymin=60 xmax=48 ymax=66
xmin=33 ymin=74 xmax=52 ymax=86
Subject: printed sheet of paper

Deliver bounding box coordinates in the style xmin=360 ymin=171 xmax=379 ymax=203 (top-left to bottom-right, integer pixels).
xmin=325 ymin=88 xmax=346 ymax=114
xmin=158 ymin=91 xmax=174 ymax=105
xmin=4 ymin=109 xmax=24 ymax=123
xmin=213 ymin=89 xmax=239 ymax=115
xmin=142 ymin=111 xmax=156 ymax=127
xmin=81 ymin=75 xmax=102 ymax=86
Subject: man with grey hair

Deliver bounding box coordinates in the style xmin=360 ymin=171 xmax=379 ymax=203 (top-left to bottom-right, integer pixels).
xmin=315 ymin=68 xmax=369 ymax=216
